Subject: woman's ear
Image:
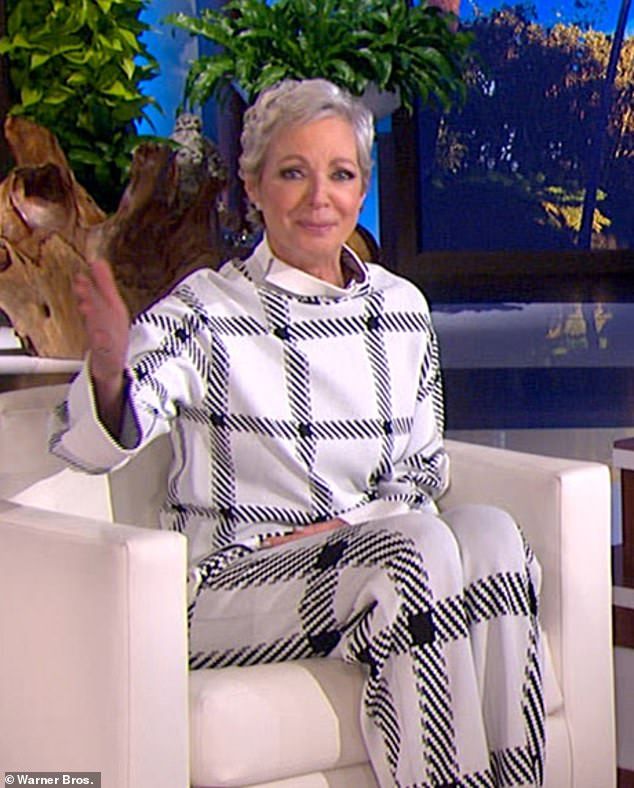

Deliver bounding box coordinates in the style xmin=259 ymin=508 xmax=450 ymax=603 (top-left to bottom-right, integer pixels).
xmin=244 ymin=177 xmax=260 ymax=211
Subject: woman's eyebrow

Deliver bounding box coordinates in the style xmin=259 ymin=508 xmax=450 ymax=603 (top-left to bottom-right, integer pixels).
xmin=275 ymin=154 xmax=358 ymax=167
xmin=276 ymin=154 xmax=306 ymax=164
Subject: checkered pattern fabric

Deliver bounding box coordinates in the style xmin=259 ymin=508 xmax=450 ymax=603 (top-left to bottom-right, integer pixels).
xmin=51 ymin=240 xmax=448 ymax=562
xmin=188 ymin=509 xmax=544 ymax=787
xmin=50 ymin=239 xmax=544 ymax=785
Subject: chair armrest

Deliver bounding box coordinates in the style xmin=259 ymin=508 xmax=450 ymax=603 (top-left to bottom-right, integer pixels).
xmin=443 ymin=439 xmax=616 ymax=787
xmin=0 ymin=501 xmax=189 ymax=788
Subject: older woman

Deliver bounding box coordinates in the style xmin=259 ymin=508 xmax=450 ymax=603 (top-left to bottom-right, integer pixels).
xmin=51 ymin=79 xmax=544 ymax=787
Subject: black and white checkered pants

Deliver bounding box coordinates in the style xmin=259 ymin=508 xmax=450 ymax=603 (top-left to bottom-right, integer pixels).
xmin=188 ymin=504 xmax=544 ymax=787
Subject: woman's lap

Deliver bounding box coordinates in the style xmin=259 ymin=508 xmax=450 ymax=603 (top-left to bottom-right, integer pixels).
xmin=187 ymin=507 xmax=533 ymax=667
xmin=187 ymin=507 xmax=543 ymax=786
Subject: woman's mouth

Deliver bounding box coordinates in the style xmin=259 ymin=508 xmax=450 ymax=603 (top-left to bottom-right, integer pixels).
xmin=298 ymin=220 xmax=335 ymax=234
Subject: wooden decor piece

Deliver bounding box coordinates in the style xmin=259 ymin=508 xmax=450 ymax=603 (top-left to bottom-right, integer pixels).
xmin=0 ymin=116 xmax=226 ymax=358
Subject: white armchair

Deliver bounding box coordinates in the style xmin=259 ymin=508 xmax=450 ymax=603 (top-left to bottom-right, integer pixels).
xmin=0 ymin=384 xmax=616 ymax=787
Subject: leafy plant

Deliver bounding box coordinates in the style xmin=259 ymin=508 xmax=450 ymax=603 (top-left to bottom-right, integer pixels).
xmin=166 ymin=0 xmax=473 ymax=114
xmin=0 ymin=0 xmax=161 ymax=210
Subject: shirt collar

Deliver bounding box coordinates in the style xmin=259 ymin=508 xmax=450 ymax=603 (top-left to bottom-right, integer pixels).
xmin=251 ymin=236 xmax=367 ymax=298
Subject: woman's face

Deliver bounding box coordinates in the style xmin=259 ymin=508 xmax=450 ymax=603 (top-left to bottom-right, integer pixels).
xmin=245 ymin=115 xmax=366 ymax=283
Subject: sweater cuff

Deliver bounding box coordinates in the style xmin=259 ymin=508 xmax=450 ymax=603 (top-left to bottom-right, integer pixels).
xmin=60 ymin=362 xmax=140 ymax=472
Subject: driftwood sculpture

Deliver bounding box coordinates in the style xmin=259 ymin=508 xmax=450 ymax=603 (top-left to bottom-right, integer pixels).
xmin=0 ymin=115 xmax=226 ymax=358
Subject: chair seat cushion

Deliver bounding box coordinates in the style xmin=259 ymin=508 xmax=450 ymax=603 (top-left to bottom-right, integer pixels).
xmin=189 ymin=644 xmax=564 ymax=788
xmin=189 ymin=659 xmax=367 ymax=787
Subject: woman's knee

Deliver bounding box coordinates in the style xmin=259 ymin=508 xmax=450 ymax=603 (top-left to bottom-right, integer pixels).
xmin=366 ymin=512 xmax=464 ymax=598
xmin=441 ymin=504 xmax=526 ymax=581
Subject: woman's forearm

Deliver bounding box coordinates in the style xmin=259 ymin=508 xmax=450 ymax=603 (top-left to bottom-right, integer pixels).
xmin=91 ymin=368 xmax=127 ymax=440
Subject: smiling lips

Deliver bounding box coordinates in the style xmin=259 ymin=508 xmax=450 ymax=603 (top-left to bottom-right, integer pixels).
xmin=298 ymin=220 xmax=336 ymax=234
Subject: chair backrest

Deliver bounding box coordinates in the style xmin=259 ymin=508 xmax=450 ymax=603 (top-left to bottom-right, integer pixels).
xmin=0 ymin=382 xmax=172 ymax=528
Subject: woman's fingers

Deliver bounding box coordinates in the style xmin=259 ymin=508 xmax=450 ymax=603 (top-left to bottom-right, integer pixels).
xmin=74 ymin=258 xmax=130 ymax=382
xmin=263 ymin=518 xmax=348 ymax=548
xmin=75 ymin=259 xmax=126 ymax=317
xmin=89 ymin=257 xmax=122 ymax=304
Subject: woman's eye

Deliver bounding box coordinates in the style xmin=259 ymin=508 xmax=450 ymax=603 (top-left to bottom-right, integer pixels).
xmin=280 ymin=168 xmax=303 ymax=180
xmin=332 ymin=169 xmax=357 ymax=181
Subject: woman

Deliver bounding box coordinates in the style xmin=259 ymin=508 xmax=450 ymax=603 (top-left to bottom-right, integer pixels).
xmin=50 ymin=79 xmax=544 ymax=787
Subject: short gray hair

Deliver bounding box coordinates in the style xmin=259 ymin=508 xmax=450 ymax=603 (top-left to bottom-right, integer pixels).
xmin=239 ymin=79 xmax=374 ymax=191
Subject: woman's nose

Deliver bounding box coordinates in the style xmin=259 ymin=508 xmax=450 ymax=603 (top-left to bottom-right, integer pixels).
xmin=306 ymin=174 xmax=330 ymax=206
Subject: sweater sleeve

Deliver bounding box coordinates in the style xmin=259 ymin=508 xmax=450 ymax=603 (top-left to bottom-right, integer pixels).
xmin=343 ymin=303 xmax=449 ymax=524
xmin=49 ymin=283 xmax=209 ymax=474
xmin=385 ymin=309 xmax=449 ymax=506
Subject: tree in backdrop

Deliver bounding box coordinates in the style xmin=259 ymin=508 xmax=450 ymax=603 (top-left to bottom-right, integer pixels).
xmin=422 ymin=3 xmax=634 ymax=250
xmin=0 ymin=0 xmax=161 ymax=210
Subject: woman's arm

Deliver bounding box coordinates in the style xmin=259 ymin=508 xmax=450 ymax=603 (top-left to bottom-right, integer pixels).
xmin=51 ymin=263 xmax=208 ymax=473
xmin=380 ymin=315 xmax=449 ymax=508
xmin=383 ymin=322 xmax=449 ymax=508
xmin=345 ymin=308 xmax=449 ymax=524
xmin=73 ymin=257 xmax=130 ymax=439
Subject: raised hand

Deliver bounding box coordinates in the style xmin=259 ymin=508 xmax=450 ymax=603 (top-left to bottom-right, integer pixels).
xmin=74 ymin=258 xmax=131 ymax=436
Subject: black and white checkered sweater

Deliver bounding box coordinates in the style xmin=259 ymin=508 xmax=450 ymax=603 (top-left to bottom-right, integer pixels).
xmin=51 ymin=239 xmax=448 ymax=561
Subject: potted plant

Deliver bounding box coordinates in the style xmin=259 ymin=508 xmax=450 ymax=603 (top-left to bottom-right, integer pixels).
xmin=0 ymin=0 xmax=160 ymax=210
xmin=166 ymin=0 xmax=472 ymax=115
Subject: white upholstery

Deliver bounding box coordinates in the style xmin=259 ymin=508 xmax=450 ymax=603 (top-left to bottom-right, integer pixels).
xmin=442 ymin=439 xmax=616 ymax=788
xmin=0 ymin=384 xmax=617 ymax=787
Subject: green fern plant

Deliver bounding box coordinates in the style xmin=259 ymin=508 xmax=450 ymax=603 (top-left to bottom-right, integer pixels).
xmin=0 ymin=0 xmax=161 ymax=210
xmin=167 ymin=0 xmax=472 ymax=114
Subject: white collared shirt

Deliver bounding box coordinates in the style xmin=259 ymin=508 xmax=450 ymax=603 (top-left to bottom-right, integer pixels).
xmin=253 ymin=235 xmax=366 ymax=298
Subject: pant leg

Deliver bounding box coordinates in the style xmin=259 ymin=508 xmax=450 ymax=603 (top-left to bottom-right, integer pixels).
xmin=443 ymin=504 xmax=545 ymax=787
xmin=188 ymin=514 xmax=499 ymax=788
